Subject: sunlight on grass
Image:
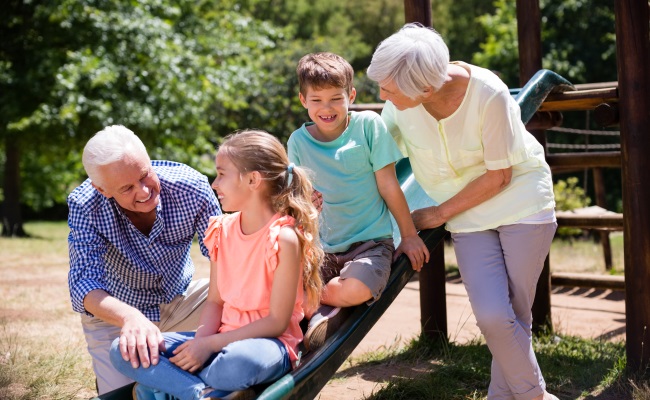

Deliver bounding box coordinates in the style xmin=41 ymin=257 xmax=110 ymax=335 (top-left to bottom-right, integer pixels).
xmin=0 ymin=221 xmax=210 ymax=399
xmin=361 ymin=333 xmax=632 ymax=400
xmin=0 ymin=221 xmax=641 ymax=399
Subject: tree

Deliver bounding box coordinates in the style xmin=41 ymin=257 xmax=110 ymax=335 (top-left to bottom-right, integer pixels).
xmin=0 ymin=0 xmax=283 ymax=236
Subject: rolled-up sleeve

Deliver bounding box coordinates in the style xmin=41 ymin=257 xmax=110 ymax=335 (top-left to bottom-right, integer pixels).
xmin=67 ymin=196 xmax=108 ymax=315
xmin=482 ymin=90 xmax=529 ymax=170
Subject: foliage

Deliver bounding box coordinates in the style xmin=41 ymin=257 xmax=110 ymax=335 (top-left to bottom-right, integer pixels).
xmin=554 ymin=177 xmax=591 ymax=238
xmin=1 ymin=0 xmax=407 ymax=228
xmin=474 ymin=0 xmax=617 ymax=87
xmin=432 ymin=0 xmax=497 ymax=64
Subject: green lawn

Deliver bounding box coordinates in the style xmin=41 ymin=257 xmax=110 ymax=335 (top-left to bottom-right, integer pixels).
xmin=0 ymin=221 xmax=644 ymax=400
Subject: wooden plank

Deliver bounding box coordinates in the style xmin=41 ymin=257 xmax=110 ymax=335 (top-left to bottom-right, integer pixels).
xmin=551 ymin=272 xmax=625 ymax=291
xmin=555 ymin=214 xmax=623 ymax=230
xmin=546 ymin=152 xmax=621 ymax=169
xmin=538 ymin=87 xmax=618 ymax=112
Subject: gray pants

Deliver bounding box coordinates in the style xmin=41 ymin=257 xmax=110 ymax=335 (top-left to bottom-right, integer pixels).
xmin=81 ymin=278 xmax=210 ymax=395
xmin=452 ymin=222 xmax=557 ymax=400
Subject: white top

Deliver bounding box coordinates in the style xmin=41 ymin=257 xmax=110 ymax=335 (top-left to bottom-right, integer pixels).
xmin=382 ymin=62 xmax=555 ymax=233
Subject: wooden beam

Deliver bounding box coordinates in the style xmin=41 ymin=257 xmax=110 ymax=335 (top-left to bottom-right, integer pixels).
xmin=538 ymin=87 xmax=618 ymax=112
xmin=615 ymin=0 xmax=650 ymax=371
xmin=516 ymin=0 xmax=551 ymax=333
xmin=551 ymin=272 xmax=625 ymax=291
xmin=555 ymin=214 xmax=623 ymax=230
xmin=546 ymin=152 xmax=621 ymax=169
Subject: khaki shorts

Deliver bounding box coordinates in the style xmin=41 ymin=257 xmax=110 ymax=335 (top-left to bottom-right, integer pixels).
xmin=322 ymin=239 xmax=394 ymax=304
xmin=80 ymin=278 xmax=209 ymax=395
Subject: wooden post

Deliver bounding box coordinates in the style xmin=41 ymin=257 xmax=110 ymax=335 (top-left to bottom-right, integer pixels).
xmin=516 ymin=0 xmax=552 ymax=333
xmin=614 ymin=0 xmax=650 ymax=372
xmin=593 ymin=168 xmax=613 ymax=270
xmin=403 ymin=0 xmax=447 ymax=342
xmin=404 ymin=0 xmax=432 ymax=27
xmin=419 ymin=239 xmax=447 ymax=341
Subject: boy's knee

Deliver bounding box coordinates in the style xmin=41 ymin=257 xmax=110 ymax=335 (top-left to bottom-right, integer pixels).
xmin=325 ymin=277 xmax=372 ymax=306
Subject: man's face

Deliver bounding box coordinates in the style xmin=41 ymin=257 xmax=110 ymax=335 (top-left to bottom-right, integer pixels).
xmin=93 ymin=152 xmax=161 ymax=214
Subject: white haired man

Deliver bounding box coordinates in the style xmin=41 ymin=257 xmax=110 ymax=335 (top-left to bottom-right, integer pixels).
xmin=67 ymin=125 xmax=221 ymax=395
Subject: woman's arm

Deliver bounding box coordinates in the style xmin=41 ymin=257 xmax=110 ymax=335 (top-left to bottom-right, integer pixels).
xmin=412 ymin=167 xmax=512 ymax=230
xmin=375 ymin=163 xmax=430 ymax=270
xmin=170 ymin=226 xmax=301 ymax=373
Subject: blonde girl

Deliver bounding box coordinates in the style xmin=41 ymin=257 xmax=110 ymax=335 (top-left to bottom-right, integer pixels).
xmin=111 ymin=130 xmax=323 ymax=400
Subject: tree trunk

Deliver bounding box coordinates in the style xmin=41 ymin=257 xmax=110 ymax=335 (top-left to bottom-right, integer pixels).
xmin=2 ymin=133 xmax=26 ymax=237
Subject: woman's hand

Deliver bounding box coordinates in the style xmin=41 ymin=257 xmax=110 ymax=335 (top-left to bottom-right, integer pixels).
xmin=169 ymin=336 xmax=216 ymax=374
xmin=411 ymin=206 xmax=446 ymax=231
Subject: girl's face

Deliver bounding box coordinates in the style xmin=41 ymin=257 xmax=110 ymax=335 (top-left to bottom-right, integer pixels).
xmin=378 ymin=80 xmax=423 ymax=111
xmin=211 ymin=152 xmax=250 ymax=212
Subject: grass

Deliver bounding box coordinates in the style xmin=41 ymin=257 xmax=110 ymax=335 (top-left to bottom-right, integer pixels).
xmin=358 ymin=333 xmax=631 ymax=400
xmin=0 ymin=222 xmax=210 ymax=400
xmin=0 ymin=221 xmax=644 ymax=399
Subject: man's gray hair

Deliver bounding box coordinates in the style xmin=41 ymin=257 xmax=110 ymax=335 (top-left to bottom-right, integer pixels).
xmin=367 ymin=23 xmax=450 ymax=99
xmin=82 ymin=125 xmax=149 ymax=185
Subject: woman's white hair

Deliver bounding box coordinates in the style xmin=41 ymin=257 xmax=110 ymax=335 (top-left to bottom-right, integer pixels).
xmin=367 ymin=23 xmax=450 ymax=99
xmin=82 ymin=125 xmax=149 ymax=186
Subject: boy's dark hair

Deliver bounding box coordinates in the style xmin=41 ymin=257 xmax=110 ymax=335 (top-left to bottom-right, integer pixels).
xmin=297 ymin=52 xmax=354 ymax=96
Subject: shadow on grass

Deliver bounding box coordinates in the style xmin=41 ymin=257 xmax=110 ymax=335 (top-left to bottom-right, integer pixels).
xmin=334 ymin=333 xmax=632 ymax=400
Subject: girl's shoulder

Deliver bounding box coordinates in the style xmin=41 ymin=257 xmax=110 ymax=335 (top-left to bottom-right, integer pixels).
xmin=205 ymin=212 xmax=239 ymax=240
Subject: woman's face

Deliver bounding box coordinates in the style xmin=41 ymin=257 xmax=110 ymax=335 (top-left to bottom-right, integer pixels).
xmin=378 ymin=80 xmax=422 ymax=111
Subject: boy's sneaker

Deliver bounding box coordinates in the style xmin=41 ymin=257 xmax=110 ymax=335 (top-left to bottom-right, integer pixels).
xmin=303 ymin=305 xmax=351 ymax=351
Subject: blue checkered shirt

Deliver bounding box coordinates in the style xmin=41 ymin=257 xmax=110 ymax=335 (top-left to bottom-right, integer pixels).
xmin=67 ymin=160 xmax=221 ymax=321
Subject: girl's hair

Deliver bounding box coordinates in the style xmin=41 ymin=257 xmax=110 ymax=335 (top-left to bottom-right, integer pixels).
xmin=218 ymin=129 xmax=324 ymax=309
xmin=82 ymin=125 xmax=149 ymax=187
xmin=367 ymin=23 xmax=450 ymax=99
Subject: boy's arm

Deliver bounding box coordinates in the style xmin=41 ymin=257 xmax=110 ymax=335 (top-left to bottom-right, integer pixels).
xmin=375 ymin=163 xmax=430 ymax=271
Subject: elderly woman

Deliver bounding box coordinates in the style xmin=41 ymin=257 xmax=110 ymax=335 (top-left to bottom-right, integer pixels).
xmin=367 ymin=23 xmax=558 ymax=400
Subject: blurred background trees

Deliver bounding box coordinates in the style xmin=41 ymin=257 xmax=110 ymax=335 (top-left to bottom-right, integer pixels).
xmin=0 ymin=0 xmax=618 ymax=236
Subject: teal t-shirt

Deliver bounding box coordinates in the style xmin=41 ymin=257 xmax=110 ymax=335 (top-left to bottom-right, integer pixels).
xmin=287 ymin=110 xmax=403 ymax=253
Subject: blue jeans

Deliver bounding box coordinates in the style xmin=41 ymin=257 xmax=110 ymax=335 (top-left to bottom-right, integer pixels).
xmin=110 ymin=332 xmax=291 ymax=400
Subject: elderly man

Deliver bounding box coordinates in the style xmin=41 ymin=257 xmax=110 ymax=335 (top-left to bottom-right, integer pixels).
xmin=67 ymin=125 xmax=221 ymax=394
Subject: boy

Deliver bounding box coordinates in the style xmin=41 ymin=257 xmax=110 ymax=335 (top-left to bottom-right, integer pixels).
xmin=288 ymin=52 xmax=430 ymax=350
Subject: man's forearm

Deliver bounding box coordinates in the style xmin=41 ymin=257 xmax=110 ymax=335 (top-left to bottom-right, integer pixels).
xmin=83 ymin=289 xmax=143 ymax=327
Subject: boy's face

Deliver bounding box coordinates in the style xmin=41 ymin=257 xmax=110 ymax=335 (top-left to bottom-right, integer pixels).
xmin=299 ymin=85 xmax=356 ymax=140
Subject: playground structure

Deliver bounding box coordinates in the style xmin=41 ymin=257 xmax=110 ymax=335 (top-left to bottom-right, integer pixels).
xmin=94 ymin=1 xmax=650 ymax=398
xmin=402 ymin=0 xmax=650 ymax=373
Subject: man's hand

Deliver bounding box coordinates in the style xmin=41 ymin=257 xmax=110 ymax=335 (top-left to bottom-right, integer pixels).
xmin=169 ymin=336 xmax=215 ymax=374
xmin=311 ymin=190 xmax=323 ymax=213
xmin=393 ymin=235 xmax=430 ymax=271
xmin=118 ymin=313 xmax=165 ymax=369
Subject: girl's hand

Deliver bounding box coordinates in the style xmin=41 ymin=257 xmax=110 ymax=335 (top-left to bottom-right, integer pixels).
xmin=169 ymin=336 xmax=214 ymax=373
